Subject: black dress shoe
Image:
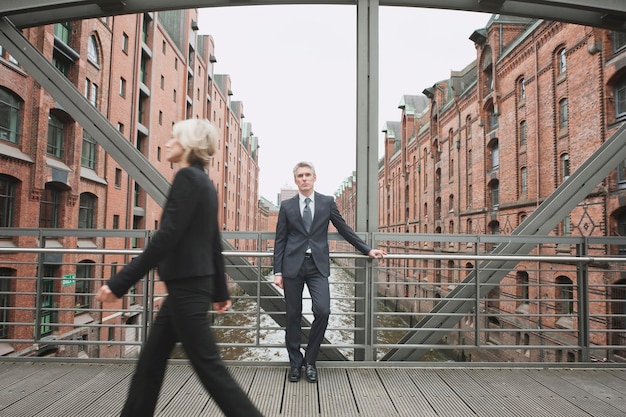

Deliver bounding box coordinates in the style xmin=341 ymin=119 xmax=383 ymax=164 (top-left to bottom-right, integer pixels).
xmin=288 ymin=366 xmax=301 ymax=382
xmin=305 ymin=364 xmax=317 ymax=383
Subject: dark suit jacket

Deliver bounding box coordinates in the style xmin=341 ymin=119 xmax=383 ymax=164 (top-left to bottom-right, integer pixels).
xmin=107 ymin=163 xmax=228 ymax=302
xmin=273 ymin=192 xmax=371 ymax=278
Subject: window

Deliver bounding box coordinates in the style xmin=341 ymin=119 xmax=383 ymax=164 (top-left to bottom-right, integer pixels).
xmin=114 ymin=168 xmax=122 ymax=188
xmin=490 ymin=180 xmax=499 ymax=209
xmin=518 ymin=78 xmax=526 ymax=101
xmin=47 ymin=114 xmax=65 ymax=158
xmin=556 ymin=276 xmax=574 ymax=315
xmin=557 ymin=48 xmax=567 ymax=75
xmin=615 ymin=77 xmax=626 ymax=120
xmin=87 ymin=35 xmax=98 ymax=65
xmin=490 ymin=140 xmax=499 ymax=170
xmin=140 ymin=56 xmax=148 ymax=84
xmin=160 ymin=75 xmax=164 ymax=89
xmin=78 ymin=193 xmax=96 ymax=229
xmin=112 ymin=214 xmax=119 ymax=229
xmin=516 ymin=271 xmax=529 ymax=308
xmin=40 ymin=184 xmax=61 ymax=228
xmin=488 ymin=105 xmax=498 ymax=130
xmin=81 ymin=131 xmax=97 ymax=169
xmin=618 ymin=160 xmax=626 ymax=187
xmin=614 ymin=31 xmax=626 ymax=53
xmin=559 ymin=98 xmax=568 ymax=134
xmin=0 ymin=176 xmax=16 ymax=228
xmin=0 ymin=268 xmax=11 ymax=339
xmin=40 ymin=265 xmax=58 ymax=336
xmin=117 ymin=122 xmax=124 ymax=133
xmin=85 ymin=79 xmax=98 ymax=107
xmin=122 ymin=33 xmax=129 ymax=53
xmin=75 ymin=261 xmax=94 ymax=310
xmin=520 ymin=167 xmax=528 ymax=198
xmin=519 ymin=120 xmax=527 ymax=147
xmin=0 ymin=88 xmax=22 ymax=144
xmin=560 ymin=153 xmax=570 ymax=182
xmin=119 ymin=77 xmax=126 ymax=97
xmin=54 ymin=22 xmax=71 ymax=44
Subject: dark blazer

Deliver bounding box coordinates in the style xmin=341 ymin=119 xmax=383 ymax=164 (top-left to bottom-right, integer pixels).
xmin=273 ymin=192 xmax=371 ymax=278
xmin=107 ymin=163 xmax=228 ymax=302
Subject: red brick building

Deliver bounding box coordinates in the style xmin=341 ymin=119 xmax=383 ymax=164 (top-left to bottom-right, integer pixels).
xmin=337 ymin=15 xmax=626 ymax=361
xmin=0 ymin=10 xmax=260 ymax=357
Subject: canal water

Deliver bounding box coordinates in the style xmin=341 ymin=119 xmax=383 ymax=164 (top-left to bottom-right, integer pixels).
xmin=210 ymin=266 xmax=448 ymax=362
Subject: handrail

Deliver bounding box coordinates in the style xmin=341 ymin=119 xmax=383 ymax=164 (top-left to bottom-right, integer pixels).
xmin=0 ymin=230 xmax=625 ymax=364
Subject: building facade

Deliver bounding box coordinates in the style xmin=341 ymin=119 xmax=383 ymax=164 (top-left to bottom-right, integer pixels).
xmin=0 ymin=10 xmax=260 ymax=357
xmin=336 ymin=15 xmax=626 ymax=362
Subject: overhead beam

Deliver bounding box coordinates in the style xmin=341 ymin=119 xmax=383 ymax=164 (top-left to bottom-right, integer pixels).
xmin=3 ymin=0 xmax=626 ymax=31
xmin=383 ymin=123 xmax=626 ymax=361
xmin=0 ymin=16 xmax=170 ymax=208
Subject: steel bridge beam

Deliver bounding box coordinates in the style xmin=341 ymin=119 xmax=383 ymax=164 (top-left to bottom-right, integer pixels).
xmin=3 ymin=0 xmax=626 ymax=31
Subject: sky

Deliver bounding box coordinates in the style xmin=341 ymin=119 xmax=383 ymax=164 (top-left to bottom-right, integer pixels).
xmin=197 ymin=6 xmax=490 ymax=203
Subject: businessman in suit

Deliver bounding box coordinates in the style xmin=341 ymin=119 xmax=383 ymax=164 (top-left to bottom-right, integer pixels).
xmin=96 ymin=119 xmax=262 ymax=417
xmin=273 ymin=161 xmax=386 ymax=383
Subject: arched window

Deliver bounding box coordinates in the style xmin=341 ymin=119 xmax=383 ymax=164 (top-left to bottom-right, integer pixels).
xmin=87 ymin=35 xmax=99 ymax=64
xmin=557 ymin=48 xmax=567 ymax=75
xmin=78 ymin=193 xmax=96 ymax=229
xmin=0 ymin=88 xmax=22 ymax=144
xmin=560 ymin=153 xmax=570 ymax=182
xmin=518 ymin=77 xmax=526 ymax=101
xmin=489 ymin=139 xmax=499 ymax=170
xmin=556 ymin=276 xmax=574 ymax=315
xmin=489 ymin=179 xmax=500 ymax=209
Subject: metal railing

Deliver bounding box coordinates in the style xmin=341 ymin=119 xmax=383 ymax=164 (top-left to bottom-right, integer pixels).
xmin=0 ymin=228 xmax=625 ymax=364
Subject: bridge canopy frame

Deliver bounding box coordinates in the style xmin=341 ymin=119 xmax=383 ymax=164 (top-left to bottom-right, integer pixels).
xmin=2 ymin=0 xmax=626 ymax=361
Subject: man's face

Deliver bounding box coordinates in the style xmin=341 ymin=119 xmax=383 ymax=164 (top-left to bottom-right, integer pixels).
xmin=294 ymin=166 xmax=316 ymax=196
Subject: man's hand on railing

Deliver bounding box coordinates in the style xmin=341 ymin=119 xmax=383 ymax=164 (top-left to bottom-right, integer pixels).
xmin=368 ymin=248 xmax=386 ymax=260
xmin=96 ymin=285 xmax=119 ymax=303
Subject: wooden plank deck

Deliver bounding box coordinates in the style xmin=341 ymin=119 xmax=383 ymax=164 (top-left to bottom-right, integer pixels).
xmin=0 ymin=362 xmax=625 ymax=417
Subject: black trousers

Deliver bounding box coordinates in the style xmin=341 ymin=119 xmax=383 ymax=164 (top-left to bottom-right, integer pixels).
xmin=283 ymin=256 xmax=331 ymax=367
xmin=120 ymin=276 xmax=263 ymax=417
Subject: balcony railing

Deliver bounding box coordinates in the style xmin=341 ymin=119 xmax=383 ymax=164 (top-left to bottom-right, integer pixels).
xmin=0 ymin=228 xmax=625 ymax=364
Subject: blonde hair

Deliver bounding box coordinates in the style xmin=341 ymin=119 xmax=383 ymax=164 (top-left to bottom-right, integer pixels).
xmin=172 ymin=119 xmax=218 ymax=167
